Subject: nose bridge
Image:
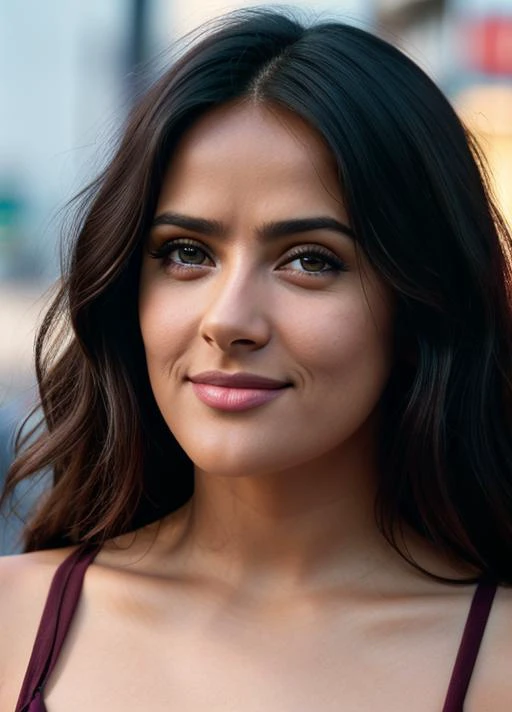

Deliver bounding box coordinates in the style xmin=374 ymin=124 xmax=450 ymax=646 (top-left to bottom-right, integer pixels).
xmin=199 ymin=254 xmax=270 ymax=349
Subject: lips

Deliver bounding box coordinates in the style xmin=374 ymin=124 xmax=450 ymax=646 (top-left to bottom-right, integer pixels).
xmin=187 ymin=371 xmax=291 ymax=411
xmin=188 ymin=371 xmax=289 ymax=389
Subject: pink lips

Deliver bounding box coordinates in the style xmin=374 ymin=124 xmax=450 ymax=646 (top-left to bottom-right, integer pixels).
xmin=188 ymin=371 xmax=290 ymax=412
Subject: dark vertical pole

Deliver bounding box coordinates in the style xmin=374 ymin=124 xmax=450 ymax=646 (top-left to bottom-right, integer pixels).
xmin=127 ymin=0 xmax=150 ymax=103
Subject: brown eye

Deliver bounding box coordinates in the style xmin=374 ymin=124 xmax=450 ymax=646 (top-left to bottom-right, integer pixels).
xmin=299 ymin=255 xmax=328 ymax=272
xmin=175 ymin=245 xmax=207 ymax=265
xmin=148 ymin=240 xmax=213 ymax=268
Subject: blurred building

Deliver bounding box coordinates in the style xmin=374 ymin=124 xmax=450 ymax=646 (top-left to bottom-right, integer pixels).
xmin=449 ymin=0 xmax=512 ymax=226
xmin=376 ymin=0 xmax=512 ymax=226
xmin=0 ymin=2 xmax=134 ymax=403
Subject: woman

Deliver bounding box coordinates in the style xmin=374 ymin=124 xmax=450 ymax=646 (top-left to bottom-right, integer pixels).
xmin=1 ymin=8 xmax=511 ymax=711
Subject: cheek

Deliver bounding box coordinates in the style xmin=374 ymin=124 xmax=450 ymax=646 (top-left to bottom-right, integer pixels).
xmin=138 ymin=283 xmax=196 ymax=374
xmin=282 ymin=295 xmax=393 ymax=382
xmin=288 ymin=305 xmax=393 ymax=451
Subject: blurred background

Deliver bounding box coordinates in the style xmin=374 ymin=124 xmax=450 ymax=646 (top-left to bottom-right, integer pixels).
xmin=1 ymin=0 xmax=511 ymax=552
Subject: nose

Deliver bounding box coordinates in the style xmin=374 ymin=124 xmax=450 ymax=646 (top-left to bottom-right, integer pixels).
xmin=199 ymin=266 xmax=271 ymax=353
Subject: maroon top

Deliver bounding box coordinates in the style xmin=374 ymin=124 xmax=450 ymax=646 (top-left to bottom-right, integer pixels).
xmin=15 ymin=545 xmax=497 ymax=711
xmin=15 ymin=545 xmax=100 ymax=712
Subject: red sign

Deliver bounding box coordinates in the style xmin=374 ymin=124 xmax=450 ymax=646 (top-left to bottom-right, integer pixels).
xmin=461 ymin=17 xmax=512 ymax=75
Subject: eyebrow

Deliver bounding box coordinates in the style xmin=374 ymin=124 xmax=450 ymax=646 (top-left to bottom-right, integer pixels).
xmin=151 ymin=211 xmax=355 ymax=240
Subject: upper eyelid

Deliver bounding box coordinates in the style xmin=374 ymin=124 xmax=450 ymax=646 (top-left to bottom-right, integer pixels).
xmin=148 ymin=235 xmax=208 ymax=247
xmin=148 ymin=236 xmax=212 ymax=255
xmin=279 ymin=244 xmax=348 ymax=266
xmin=283 ymin=244 xmax=339 ymax=257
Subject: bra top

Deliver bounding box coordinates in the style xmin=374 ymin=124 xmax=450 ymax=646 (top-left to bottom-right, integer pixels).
xmin=15 ymin=546 xmax=497 ymax=712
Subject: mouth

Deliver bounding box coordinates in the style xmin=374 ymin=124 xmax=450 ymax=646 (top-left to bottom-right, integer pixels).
xmin=187 ymin=371 xmax=292 ymax=412
xmin=188 ymin=371 xmax=291 ymax=389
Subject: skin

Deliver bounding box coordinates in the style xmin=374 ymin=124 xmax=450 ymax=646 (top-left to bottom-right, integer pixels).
xmin=0 ymin=102 xmax=511 ymax=711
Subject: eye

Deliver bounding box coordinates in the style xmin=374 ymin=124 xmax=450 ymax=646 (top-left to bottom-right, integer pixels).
xmin=279 ymin=246 xmax=348 ymax=276
xmin=148 ymin=239 xmax=214 ymax=269
xmin=172 ymin=244 xmax=208 ymax=265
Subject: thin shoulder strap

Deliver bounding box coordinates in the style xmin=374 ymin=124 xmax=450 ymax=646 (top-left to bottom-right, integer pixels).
xmin=442 ymin=580 xmax=497 ymax=712
xmin=15 ymin=544 xmax=100 ymax=712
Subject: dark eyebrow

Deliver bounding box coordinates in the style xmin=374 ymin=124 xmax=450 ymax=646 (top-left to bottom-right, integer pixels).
xmin=151 ymin=212 xmax=225 ymax=235
xmin=151 ymin=212 xmax=355 ymax=240
xmin=260 ymin=217 xmax=354 ymax=240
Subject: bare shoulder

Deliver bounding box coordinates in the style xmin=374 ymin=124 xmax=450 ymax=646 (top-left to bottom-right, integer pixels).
xmin=469 ymin=585 xmax=512 ymax=711
xmin=0 ymin=547 xmax=76 ymax=707
xmin=0 ymin=547 xmax=76 ymax=650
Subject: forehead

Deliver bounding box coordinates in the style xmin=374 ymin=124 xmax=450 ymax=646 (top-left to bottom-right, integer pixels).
xmin=156 ymin=101 xmax=346 ymax=219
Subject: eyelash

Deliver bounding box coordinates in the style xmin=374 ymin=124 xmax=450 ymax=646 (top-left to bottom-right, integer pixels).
xmin=282 ymin=245 xmax=348 ymax=275
xmin=148 ymin=238 xmax=348 ymax=276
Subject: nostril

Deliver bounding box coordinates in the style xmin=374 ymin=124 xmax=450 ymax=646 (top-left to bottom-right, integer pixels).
xmin=232 ymin=338 xmax=257 ymax=345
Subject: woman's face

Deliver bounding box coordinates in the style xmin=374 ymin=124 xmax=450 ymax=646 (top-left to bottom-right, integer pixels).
xmin=139 ymin=102 xmax=394 ymax=478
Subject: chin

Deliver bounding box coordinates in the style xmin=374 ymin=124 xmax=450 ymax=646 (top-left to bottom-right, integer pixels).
xmin=179 ymin=437 xmax=332 ymax=480
xmin=185 ymin=447 xmax=281 ymax=479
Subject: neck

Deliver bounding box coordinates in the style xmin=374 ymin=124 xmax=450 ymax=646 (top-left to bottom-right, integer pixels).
xmin=170 ymin=439 xmax=394 ymax=595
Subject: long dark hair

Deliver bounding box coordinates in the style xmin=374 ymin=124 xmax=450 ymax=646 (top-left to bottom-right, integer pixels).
xmin=3 ymin=9 xmax=512 ymax=581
